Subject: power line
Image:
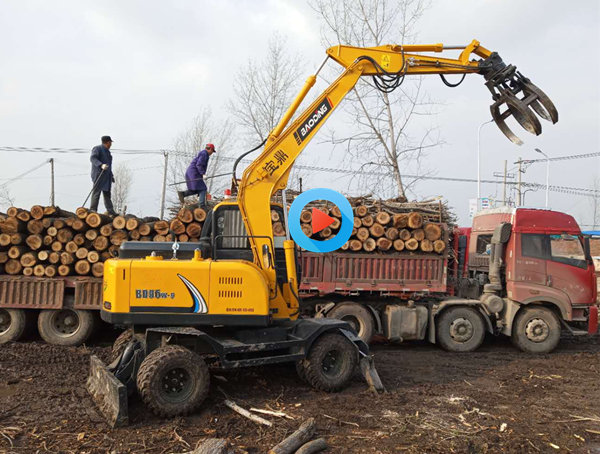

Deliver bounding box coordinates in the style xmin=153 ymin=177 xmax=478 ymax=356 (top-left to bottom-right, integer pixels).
xmin=0 ymin=146 xmax=164 ymax=155
xmin=516 ymin=151 xmax=600 ymax=164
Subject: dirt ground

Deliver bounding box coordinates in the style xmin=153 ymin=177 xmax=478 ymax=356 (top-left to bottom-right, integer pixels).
xmin=1 ymin=332 xmax=599 ymax=454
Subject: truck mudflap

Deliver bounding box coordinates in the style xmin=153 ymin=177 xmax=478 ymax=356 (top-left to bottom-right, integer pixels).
xmin=86 ymin=340 xmax=145 ymax=428
xmin=588 ymin=305 xmax=598 ymax=334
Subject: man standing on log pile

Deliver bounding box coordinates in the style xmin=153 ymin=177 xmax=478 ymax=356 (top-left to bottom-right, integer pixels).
xmin=177 ymin=143 xmax=216 ymax=208
xmin=89 ymin=135 xmax=117 ymax=216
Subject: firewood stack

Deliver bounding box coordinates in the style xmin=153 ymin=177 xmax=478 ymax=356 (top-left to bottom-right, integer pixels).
xmin=298 ymin=199 xmax=449 ymax=254
xmin=0 ymin=205 xmax=208 ymax=277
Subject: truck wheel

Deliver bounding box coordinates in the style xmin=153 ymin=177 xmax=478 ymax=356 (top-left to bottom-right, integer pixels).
xmin=436 ymin=306 xmax=485 ymax=352
xmin=111 ymin=329 xmax=134 ymax=362
xmin=37 ymin=309 xmax=95 ymax=346
xmin=136 ymin=345 xmax=210 ymax=417
xmin=304 ymin=333 xmax=357 ymax=392
xmin=512 ymin=306 xmax=561 ymax=354
xmin=0 ymin=309 xmax=27 ymax=344
xmin=327 ymin=303 xmax=374 ymax=343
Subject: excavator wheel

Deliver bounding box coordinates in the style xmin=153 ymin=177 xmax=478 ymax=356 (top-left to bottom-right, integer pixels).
xmin=111 ymin=329 xmax=134 ymax=362
xmin=136 ymin=345 xmax=210 ymax=417
xmin=295 ymin=359 xmax=309 ymax=384
xmin=303 ymin=333 xmax=358 ymax=392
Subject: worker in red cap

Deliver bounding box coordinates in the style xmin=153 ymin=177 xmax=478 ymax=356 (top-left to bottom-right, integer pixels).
xmin=178 ymin=143 xmax=216 ymax=208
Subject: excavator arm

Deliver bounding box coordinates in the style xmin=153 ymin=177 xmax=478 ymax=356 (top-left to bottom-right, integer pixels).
xmin=237 ymin=39 xmax=558 ymax=319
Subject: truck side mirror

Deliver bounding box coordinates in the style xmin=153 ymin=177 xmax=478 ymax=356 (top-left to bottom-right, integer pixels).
xmin=492 ymin=222 xmax=512 ymax=244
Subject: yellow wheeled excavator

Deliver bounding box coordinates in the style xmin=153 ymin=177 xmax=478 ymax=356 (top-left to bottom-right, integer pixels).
xmin=87 ymin=39 xmax=557 ymax=426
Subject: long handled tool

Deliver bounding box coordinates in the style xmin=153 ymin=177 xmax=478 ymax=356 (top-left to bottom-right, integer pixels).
xmin=168 ymin=172 xmax=232 ymax=186
xmin=82 ymin=168 xmax=106 ymax=207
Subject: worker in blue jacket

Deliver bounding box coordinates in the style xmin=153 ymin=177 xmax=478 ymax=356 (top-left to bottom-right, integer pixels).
xmin=89 ymin=135 xmax=117 ymax=216
xmin=178 ymin=143 xmax=216 ymax=207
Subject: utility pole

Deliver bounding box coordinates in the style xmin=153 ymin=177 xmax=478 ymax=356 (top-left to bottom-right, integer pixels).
xmin=535 ymin=148 xmax=550 ymax=208
xmin=49 ymin=158 xmax=55 ymax=206
xmin=502 ymin=160 xmax=507 ymax=205
xmin=160 ymin=151 xmax=169 ymax=219
xmin=477 ymin=119 xmax=493 ymax=210
xmin=517 ymin=157 xmax=522 ymax=206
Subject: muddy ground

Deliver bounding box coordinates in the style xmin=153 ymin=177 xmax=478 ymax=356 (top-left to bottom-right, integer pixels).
xmin=0 ymin=332 xmax=599 ymax=454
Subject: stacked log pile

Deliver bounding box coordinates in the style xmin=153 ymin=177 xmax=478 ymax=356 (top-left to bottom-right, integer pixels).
xmin=0 ymin=205 xmax=207 ymax=277
xmin=298 ymin=197 xmax=450 ymax=254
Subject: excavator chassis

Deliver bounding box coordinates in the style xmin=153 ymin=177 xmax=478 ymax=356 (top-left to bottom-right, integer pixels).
xmin=87 ymin=318 xmax=383 ymax=427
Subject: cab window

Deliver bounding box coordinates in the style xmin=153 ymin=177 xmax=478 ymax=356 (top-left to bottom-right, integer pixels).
xmin=475 ymin=234 xmax=492 ymax=254
xmin=549 ymin=234 xmax=587 ymax=269
xmin=521 ymin=234 xmax=547 ymax=260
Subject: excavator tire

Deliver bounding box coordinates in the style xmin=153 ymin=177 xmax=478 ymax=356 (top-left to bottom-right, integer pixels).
xmin=37 ymin=309 xmax=95 ymax=346
xmin=136 ymin=345 xmax=210 ymax=417
xmin=0 ymin=308 xmax=27 ymax=344
xmin=295 ymin=359 xmax=309 ymax=384
xmin=111 ymin=329 xmax=134 ymax=362
xmin=303 ymin=333 xmax=357 ymax=392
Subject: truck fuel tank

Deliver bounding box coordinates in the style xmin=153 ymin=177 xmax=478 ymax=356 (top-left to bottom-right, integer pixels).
xmin=383 ymin=304 xmax=428 ymax=342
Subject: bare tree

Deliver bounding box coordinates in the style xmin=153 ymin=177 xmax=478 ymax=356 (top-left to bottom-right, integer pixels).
xmin=112 ymin=163 xmax=132 ymax=214
xmin=311 ymin=0 xmax=441 ymax=201
xmin=0 ymin=186 xmax=15 ymax=211
xmin=170 ymin=108 xmax=234 ymax=204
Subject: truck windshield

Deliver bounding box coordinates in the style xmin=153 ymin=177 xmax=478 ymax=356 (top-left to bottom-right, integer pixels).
xmin=549 ymin=234 xmax=587 ymax=269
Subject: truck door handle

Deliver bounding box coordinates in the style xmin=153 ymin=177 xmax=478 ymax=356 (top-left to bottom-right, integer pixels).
xmin=547 ymin=275 xmax=553 ymax=286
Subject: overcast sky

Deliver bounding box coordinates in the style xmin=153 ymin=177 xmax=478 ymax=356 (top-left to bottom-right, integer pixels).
xmin=1 ymin=0 xmax=599 ymax=226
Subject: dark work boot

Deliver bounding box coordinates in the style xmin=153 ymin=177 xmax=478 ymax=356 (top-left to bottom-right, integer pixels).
xmin=177 ymin=191 xmax=185 ymax=204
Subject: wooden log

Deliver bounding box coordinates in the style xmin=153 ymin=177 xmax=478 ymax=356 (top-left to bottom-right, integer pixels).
xmin=76 ymin=207 xmax=89 ymax=219
xmin=399 ymin=229 xmax=411 ymax=241
xmin=420 ymin=239 xmax=433 ymax=252
xmin=93 ymin=235 xmax=109 ymax=251
xmin=178 ymin=233 xmax=189 ymax=242
xmin=0 ymin=233 xmax=11 ymax=246
xmin=60 ymin=252 xmax=75 ymax=265
xmin=16 ymin=210 xmax=31 ymax=222
xmin=29 ymin=205 xmax=45 ymax=220
xmin=375 ymin=211 xmax=391 ymax=225
xmin=10 ymin=233 xmax=25 ymax=245
xmin=100 ymin=251 xmax=111 ymax=261
xmin=85 ymin=229 xmax=98 ymax=241
xmin=271 ymin=210 xmax=280 ymax=222
xmin=42 ymin=218 xmax=53 ymax=228
xmin=137 ymin=223 xmax=152 ymax=236
xmin=27 ymin=219 xmax=44 ymax=234
xmin=361 ymin=215 xmax=374 ymax=227
xmin=129 ymin=229 xmax=141 ymax=240
xmin=433 ymin=239 xmax=446 ymax=254
xmin=186 ymin=222 xmax=202 ymax=238
xmin=125 ymin=216 xmax=140 ymax=231
xmin=363 ymin=237 xmax=376 ymax=252
xmin=73 ymin=233 xmax=86 ymax=246
xmin=369 ymin=223 xmax=385 ymax=238
xmin=37 ymin=250 xmax=49 ymax=261
xmin=301 ymin=224 xmax=312 ymax=237
xmin=33 ymin=264 xmax=46 ymax=276
xmin=110 ymin=230 xmax=128 ymax=246
xmin=193 ymin=207 xmax=207 ymax=222
xmin=20 ymin=252 xmax=36 ymax=267
xmin=154 ymin=220 xmax=169 ymax=235
xmin=329 ymin=218 xmax=341 ymax=230
xmin=296 ymin=438 xmax=327 ymax=454
xmin=91 ymin=262 xmax=104 ymax=277
xmin=140 ymin=236 xmax=152 ymax=242
xmin=153 ymin=234 xmax=167 ymax=242
xmin=330 ymin=205 xmax=341 ymax=217
xmin=385 ymin=227 xmax=399 ymax=241
xmin=48 ymin=252 xmax=60 ymax=264
xmin=58 ymin=265 xmax=71 ymax=276
xmin=191 ymin=438 xmax=233 ymax=454
xmin=405 ymin=238 xmax=419 ymax=251
xmin=25 ymin=234 xmax=43 ymax=250
xmin=43 ymin=235 xmax=53 ymax=246
xmin=340 ymin=241 xmax=349 ymax=250
xmin=169 ymin=219 xmax=186 ymax=235
xmin=349 ymin=239 xmax=363 ymax=251
xmin=393 ymin=239 xmax=405 ymax=251
xmin=75 ymin=260 xmax=90 ymax=275
xmin=0 ymin=251 xmax=7 ymax=263
xmin=87 ymin=250 xmax=100 ymax=263
xmin=44 ymin=265 xmax=57 ymax=277
xmin=407 ymin=212 xmax=423 ymax=229
xmin=268 ymin=418 xmax=315 ymax=454
xmin=64 ymin=217 xmax=74 ymax=227
xmin=56 ymin=228 xmax=73 ymax=243
xmin=412 ymin=229 xmax=425 ymax=241
xmin=75 ymin=248 xmax=89 ymax=260
xmin=177 ymin=208 xmax=194 ymax=224
xmin=47 ymin=226 xmax=58 ymax=237
xmin=377 ymin=237 xmax=392 ymax=251
xmin=47 ymin=206 xmax=75 ymax=218
xmin=424 ymin=223 xmax=442 ymax=241
xmin=51 ymin=241 xmax=63 ymax=252
xmin=6 ymin=207 xmax=19 ymax=217
xmin=22 ymin=267 xmax=33 ymax=276
xmin=4 ymin=259 xmax=22 ymax=275
xmin=100 ymin=224 xmax=113 ymax=236
xmin=355 ymin=205 xmax=368 ymax=217
xmin=71 ymin=218 xmax=88 ymax=232
xmin=273 ymin=222 xmax=285 ymax=237
xmin=319 ymin=227 xmax=332 ymax=239
xmin=353 ymin=217 xmax=362 ymax=228
xmin=356 ymin=227 xmax=370 ymax=241
xmin=86 ymin=212 xmax=110 ymax=228
xmin=52 ymin=218 xmax=65 ymax=229
xmin=0 ymin=217 xmax=27 ymax=234
xmin=112 ymin=215 xmax=126 ymax=229
xmin=64 ymin=241 xmax=78 ymax=253
xmin=8 ymin=246 xmax=27 ymax=259
xmin=392 ymin=214 xmax=408 ymax=229
xmin=300 ymin=210 xmax=312 ymax=223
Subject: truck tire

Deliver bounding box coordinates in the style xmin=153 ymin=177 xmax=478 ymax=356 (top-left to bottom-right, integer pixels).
xmin=303 ymin=333 xmax=357 ymax=392
xmin=37 ymin=309 xmax=95 ymax=346
xmin=511 ymin=306 xmax=561 ymax=354
xmin=0 ymin=308 xmax=27 ymax=344
xmin=327 ymin=303 xmax=374 ymax=343
xmin=136 ymin=345 xmax=210 ymax=417
xmin=436 ymin=306 xmax=485 ymax=352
